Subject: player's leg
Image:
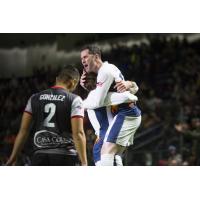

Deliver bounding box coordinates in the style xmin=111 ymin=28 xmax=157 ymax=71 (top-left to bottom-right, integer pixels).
xmin=93 ymin=137 xmax=103 ymax=166
xmin=93 ymin=137 xmax=124 ymax=166
xmin=87 ymin=108 xmax=111 ymax=165
xmin=101 ymin=142 xmax=126 ymax=166
xmin=100 ymin=113 xmax=125 ymax=166
xmin=114 ymin=154 xmax=124 ymax=166
xmin=101 ymin=114 xmax=141 ymax=166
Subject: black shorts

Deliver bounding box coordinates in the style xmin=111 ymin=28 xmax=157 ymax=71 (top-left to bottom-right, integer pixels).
xmin=31 ymin=153 xmax=80 ymax=166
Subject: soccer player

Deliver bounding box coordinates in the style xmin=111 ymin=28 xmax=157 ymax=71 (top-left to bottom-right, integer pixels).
xmin=6 ymin=66 xmax=87 ymax=166
xmin=80 ymin=45 xmax=141 ymax=166
xmin=80 ymin=71 xmax=139 ymax=166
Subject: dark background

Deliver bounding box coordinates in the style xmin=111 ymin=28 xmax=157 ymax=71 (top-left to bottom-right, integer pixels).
xmin=0 ymin=33 xmax=200 ymax=165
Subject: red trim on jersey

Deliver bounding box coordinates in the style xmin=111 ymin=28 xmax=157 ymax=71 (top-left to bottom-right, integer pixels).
xmin=71 ymin=115 xmax=84 ymax=119
xmin=96 ymin=81 xmax=105 ymax=87
xmin=24 ymin=111 xmax=32 ymax=115
xmin=51 ymin=85 xmax=65 ymax=89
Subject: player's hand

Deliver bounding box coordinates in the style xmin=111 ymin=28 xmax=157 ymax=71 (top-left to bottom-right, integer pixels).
xmin=114 ymin=80 xmax=132 ymax=93
xmin=5 ymin=158 xmax=17 ymax=166
xmin=80 ymin=70 xmax=88 ymax=91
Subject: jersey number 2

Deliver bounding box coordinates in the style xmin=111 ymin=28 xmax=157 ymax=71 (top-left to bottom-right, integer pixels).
xmin=43 ymin=103 xmax=56 ymax=127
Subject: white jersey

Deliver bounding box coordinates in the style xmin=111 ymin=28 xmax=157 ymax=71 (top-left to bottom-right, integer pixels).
xmin=84 ymin=62 xmax=141 ymax=164
xmin=83 ymin=61 xmax=138 ymax=109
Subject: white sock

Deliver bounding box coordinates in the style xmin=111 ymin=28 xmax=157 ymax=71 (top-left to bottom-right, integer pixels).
xmin=95 ymin=161 xmax=101 ymax=166
xmin=115 ymin=155 xmax=123 ymax=166
xmin=101 ymin=154 xmax=115 ymax=166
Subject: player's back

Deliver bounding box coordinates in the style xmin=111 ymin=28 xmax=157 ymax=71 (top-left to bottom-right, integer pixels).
xmin=28 ymin=86 xmax=82 ymax=155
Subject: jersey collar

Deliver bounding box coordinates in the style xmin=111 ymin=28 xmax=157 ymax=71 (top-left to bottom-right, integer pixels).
xmin=51 ymin=85 xmax=65 ymax=89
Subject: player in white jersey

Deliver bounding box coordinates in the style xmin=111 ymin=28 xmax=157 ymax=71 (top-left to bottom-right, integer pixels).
xmin=80 ymin=71 xmax=138 ymax=165
xmin=80 ymin=62 xmax=139 ymax=166
xmin=86 ymin=89 xmax=138 ymax=165
xmin=80 ymin=45 xmax=141 ymax=166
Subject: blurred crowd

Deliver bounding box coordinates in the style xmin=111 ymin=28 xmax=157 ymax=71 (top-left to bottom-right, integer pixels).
xmin=104 ymin=36 xmax=200 ymax=165
xmin=0 ymin=36 xmax=200 ymax=165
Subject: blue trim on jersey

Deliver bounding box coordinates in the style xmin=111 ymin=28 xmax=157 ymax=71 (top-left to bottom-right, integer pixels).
xmin=118 ymin=105 xmax=141 ymax=117
xmin=93 ymin=107 xmax=109 ymax=163
xmin=106 ymin=114 xmax=125 ymax=143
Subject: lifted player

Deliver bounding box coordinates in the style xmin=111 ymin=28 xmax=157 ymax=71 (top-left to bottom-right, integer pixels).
xmin=80 ymin=45 xmax=141 ymax=166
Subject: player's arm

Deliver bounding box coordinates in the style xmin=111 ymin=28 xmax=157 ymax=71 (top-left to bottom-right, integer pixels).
xmin=85 ymin=90 xmax=138 ymax=107
xmin=83 ymin=69 xmax=113 ymax=109
xmin=6 ymin=112 xmax=32 ymax=165
xmin=114 ymin=80 xmax=139 ymax=94
xmin=104 ymin=91 xmax=138 ymax=106
xmin=71 ymin=97 xmax=87 ymax=166
xmin=71 ymin=117 xmax=87 ymax=166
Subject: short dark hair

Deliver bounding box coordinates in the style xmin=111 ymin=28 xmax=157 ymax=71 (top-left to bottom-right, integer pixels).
xmin=81 ymin=45 xmax=101 ymax=58
xmin=57 ymin=65 xmax=80 ymax=83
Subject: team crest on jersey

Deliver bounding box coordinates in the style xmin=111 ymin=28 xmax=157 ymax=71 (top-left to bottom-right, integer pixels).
xmin=34 ymin=130 xmax=72 ymax=148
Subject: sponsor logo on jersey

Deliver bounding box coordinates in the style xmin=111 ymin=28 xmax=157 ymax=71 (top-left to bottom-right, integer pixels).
xmin=34 ymin=130 xmax=72 ymax=148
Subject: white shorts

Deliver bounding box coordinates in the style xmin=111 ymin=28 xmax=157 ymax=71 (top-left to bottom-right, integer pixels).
xmin=103 ymin=114 xmax=141 ymax=147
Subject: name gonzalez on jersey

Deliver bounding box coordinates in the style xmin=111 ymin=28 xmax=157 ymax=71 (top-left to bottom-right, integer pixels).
xmin=39 ymin=94 xmax=66 ymax=101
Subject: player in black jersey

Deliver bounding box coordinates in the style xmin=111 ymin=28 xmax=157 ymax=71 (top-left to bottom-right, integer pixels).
xmin=6 ymin=66 xmax=87 ymax=166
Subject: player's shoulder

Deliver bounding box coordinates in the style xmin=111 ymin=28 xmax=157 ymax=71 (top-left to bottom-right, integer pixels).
xmin=69 ymin=92 xmax=81 ymax=100
xmin=37 ymin=88 xmax=51 ymax=95
xmin=29 ymin=92 xmax=39 ymax=100
xmin=71 ymin=95 xmax=83 ymax=109
xmin=103 ymin=61 xmax=117 ymax=69
xmin=100 ymin=61 xmax=120 ymax=75
xmin=72 ymin=95 xmax=83 ymax=103
xmin=31 ymin=88 xmax=50 ymax=99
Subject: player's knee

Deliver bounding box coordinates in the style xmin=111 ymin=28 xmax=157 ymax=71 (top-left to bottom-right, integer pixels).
xmin=101 ymin=142 xmax=117 ymax=154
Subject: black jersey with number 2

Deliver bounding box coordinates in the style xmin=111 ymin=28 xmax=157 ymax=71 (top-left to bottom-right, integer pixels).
xmin=24 ymin=86 xmax=84 ymax=156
